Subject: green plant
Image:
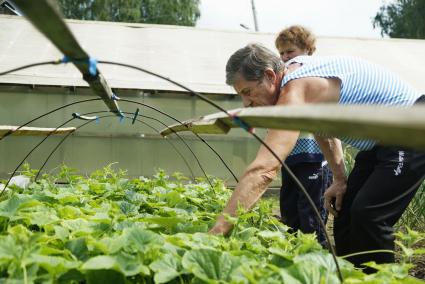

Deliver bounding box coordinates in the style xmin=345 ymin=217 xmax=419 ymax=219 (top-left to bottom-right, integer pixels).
xmin=0 ymin=164 xmax=421 ymax=283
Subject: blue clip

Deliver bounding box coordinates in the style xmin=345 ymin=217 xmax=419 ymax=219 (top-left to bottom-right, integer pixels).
xmin=60 ymin=56 xmax=97 ymax=76
xmin=119 ymin=111 xmax=125 ymax=123
xmin=232 ymin=116 xmax=254 ymax=133
xmin=111 ymin=93 xmax=121 ymax=101
xmin=132 ymin=108 xmax=140 ymax=125
xmin=61 ymin=56 xmax=71 ymax=63
xmin=88 ymin=57 xmax=97 ymax=76
xmin=95 ymin=117 xmax=100 ymax=124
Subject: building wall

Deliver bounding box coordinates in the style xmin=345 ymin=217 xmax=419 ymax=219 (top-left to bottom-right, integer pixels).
xmin=0 ymin=86 xmax=274 ymax=186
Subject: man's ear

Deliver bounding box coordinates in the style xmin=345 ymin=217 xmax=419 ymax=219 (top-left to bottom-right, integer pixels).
xmin=264 ymin=68 xmax=276 ymax=82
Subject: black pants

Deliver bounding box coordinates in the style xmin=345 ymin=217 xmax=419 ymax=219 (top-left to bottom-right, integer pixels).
xmin=334 ymin=145 xmax=425 ymax=268
xmin=280 ymin=162 xmax=332 ymax=245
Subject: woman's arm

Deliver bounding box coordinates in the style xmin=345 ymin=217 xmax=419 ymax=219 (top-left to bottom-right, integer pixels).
xmin=314 ymin=136 xmax=347 ymax=216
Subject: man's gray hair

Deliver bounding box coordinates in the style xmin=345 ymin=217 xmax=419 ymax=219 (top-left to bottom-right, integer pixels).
xmin=225 ymin=43 xmax=283 ymax=85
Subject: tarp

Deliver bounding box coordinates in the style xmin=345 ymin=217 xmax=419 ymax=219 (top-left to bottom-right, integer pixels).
xmin=1 ymin=15 xmax=425 ymax=94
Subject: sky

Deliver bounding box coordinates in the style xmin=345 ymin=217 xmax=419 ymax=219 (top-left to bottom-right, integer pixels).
xmin=196 ymin=0 xmax=394 ymax=39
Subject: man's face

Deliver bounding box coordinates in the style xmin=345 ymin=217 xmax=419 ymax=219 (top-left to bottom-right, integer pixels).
xmin=233 ymin=72 xmax=278 ymax=107
xmin=277 ymin=42 xmax=307 ymax=63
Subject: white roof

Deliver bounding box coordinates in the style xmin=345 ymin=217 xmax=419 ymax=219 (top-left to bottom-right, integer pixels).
xmin=1 ymin=15 xmax=425 ymax=94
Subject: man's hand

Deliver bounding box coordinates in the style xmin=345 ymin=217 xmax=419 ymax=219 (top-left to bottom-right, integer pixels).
xmin=324 ymin=180 xmax=347 ymax=217
xmin=208 ymin=217 xmax=233 ymax=236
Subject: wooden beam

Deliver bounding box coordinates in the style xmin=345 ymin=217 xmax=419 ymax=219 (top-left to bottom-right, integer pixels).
xmin=160 ymin=104 xmax=425 ymax=150
xmin=162 ymin=118 xmax=231 ymax=135
xmin=0 ymin=126 xmax=76 ymax=137
xmin=10 ymin=0 xmax=121 ymax=115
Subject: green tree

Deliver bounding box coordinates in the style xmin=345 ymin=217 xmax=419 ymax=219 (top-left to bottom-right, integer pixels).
xmin=91 ymin=0 xmax=141 ymax=22
xmin=373 ymin=0 xmax=425 ymax=39
xmin=57 ymin=0 xmax=200 ymax=26
xmin=140 ymin=0 xmax=200 ymax=26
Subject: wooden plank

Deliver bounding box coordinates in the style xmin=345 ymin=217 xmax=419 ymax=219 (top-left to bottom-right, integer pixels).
xmin=160 ymin=104 xmax=425 ymax=150
xmin=162 ymin=118 xmax=231 ymax=136
xmin=10 ymin=0 xmax=121 ymax=115
xmin=0 ymin=126 xmax=76 ymax=137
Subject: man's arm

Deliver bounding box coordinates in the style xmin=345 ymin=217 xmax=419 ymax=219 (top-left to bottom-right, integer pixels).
xmin=209 ymin=76 xmax=330 ymax=235
xmin=314 ymin=136 xmax=347 ymax=216
xmin=209 ymin=77 xmax=310 ymax=235
xmin=209 ymin=129 xmax=299 ymax=235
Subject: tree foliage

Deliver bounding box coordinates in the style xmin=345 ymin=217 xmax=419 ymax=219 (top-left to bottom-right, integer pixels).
xmin=57 ymin=0 xmax=201 ymax=26
xmin=373 ymin=0 xmax=425 ymax=39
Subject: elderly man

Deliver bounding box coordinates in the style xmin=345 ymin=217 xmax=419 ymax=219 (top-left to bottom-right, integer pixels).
xmin=209 ymin=43 xmax=425 ymax=270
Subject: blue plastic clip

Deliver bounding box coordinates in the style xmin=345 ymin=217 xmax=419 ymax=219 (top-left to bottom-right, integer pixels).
xmin=111 ymin=93 xmax=121 ymax=101
xmin=95 ymin=117 xmax=100 ymax=124
xmin=119 ymin=111 xmax=125 ymax=123
xmin=132 ymin=108 xmax=140 ymax=125
xmin=88 ymin=58 xmax=97 ymax=76
xmin=61 ymin=56 xmax=71 ymax=64
xmin=60 ymin=56 xmax=97 ymax=76
xmin=231 ymin=115 xmax=255 ymax=134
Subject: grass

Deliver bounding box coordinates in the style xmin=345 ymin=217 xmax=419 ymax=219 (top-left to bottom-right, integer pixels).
xmin=397 ymin=183 xmax=425 ymax=231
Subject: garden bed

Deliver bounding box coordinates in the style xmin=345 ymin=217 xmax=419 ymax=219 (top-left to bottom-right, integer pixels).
xmin=0 ymin=164 xmax=423 ymax=283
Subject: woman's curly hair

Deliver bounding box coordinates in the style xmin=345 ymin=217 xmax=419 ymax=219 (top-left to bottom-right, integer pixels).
xmin=275 ymin=25 xmax=316 ymax=55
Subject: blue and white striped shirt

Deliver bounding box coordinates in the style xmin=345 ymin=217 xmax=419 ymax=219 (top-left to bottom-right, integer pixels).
xmin=286 ymin=134 xmax=323 ymax=165
xmin=282 ymin=56 xmax=421 ymax=150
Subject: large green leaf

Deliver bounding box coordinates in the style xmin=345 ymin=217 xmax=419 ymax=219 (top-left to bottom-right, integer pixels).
xmin=285 ymin=262 xmax=323 ymax=284
xmin=55 ymin=192 xmax=81 ymax=204
xmin=53 ymin=225 xmax=70 ymax=241
xmin=182 ymin=249 xmax=242 ymax=282
xmin=115 ymin=251 xmax=150 ymax=276
xmin=142 ymin=216 xmax=185 ymax=230
xmin=84 ymin=269 xmax=126 ymax=284
xmin=119 ymin=201 xmax=139 ymax=215
xmin=126 ymin=227 xmax=163 ymax=251
xmin=82 ymin=255 xmax=117 ymax=271
xmin=0 ymin=235 xmax=18 ymax=262
xmin=162 ymin=191 xmax=184 ymax=206
xmin=65 ymin=238 xmax=89 ymax=261
xmin=150 ymin=253 xmax=184 ymax=283
xmin=99 ymin=234 xmax=127 ymax=254
xmin=61 ymin=218 xmax=93 ymax=234
xmin=57 ymin=269 xmax=85 ymax=283
xmin=58 ymin=205 xmax=83 ymax=219
xmin=28 ymin=254 xmax=79 ymax=275
xmin=294 ymin=252 xmax=348 ymax=272
xmin=82 ymin=253 xmax=149 ymax=277
xmin=0 ymin=195 xmax=30 ymax=218
xmin=24 ymin=208 xmax=60 ymax=226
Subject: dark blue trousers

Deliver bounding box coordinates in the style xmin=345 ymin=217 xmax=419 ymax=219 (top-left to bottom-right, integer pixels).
xmin=280 ymin=162 xmax=332 ymax=245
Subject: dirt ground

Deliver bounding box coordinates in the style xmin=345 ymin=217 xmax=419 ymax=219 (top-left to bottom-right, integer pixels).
xmin=409 ymin=256 xmax=425 ymax=279
xmin=395 ymin=240 xmax=425 ymax=280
